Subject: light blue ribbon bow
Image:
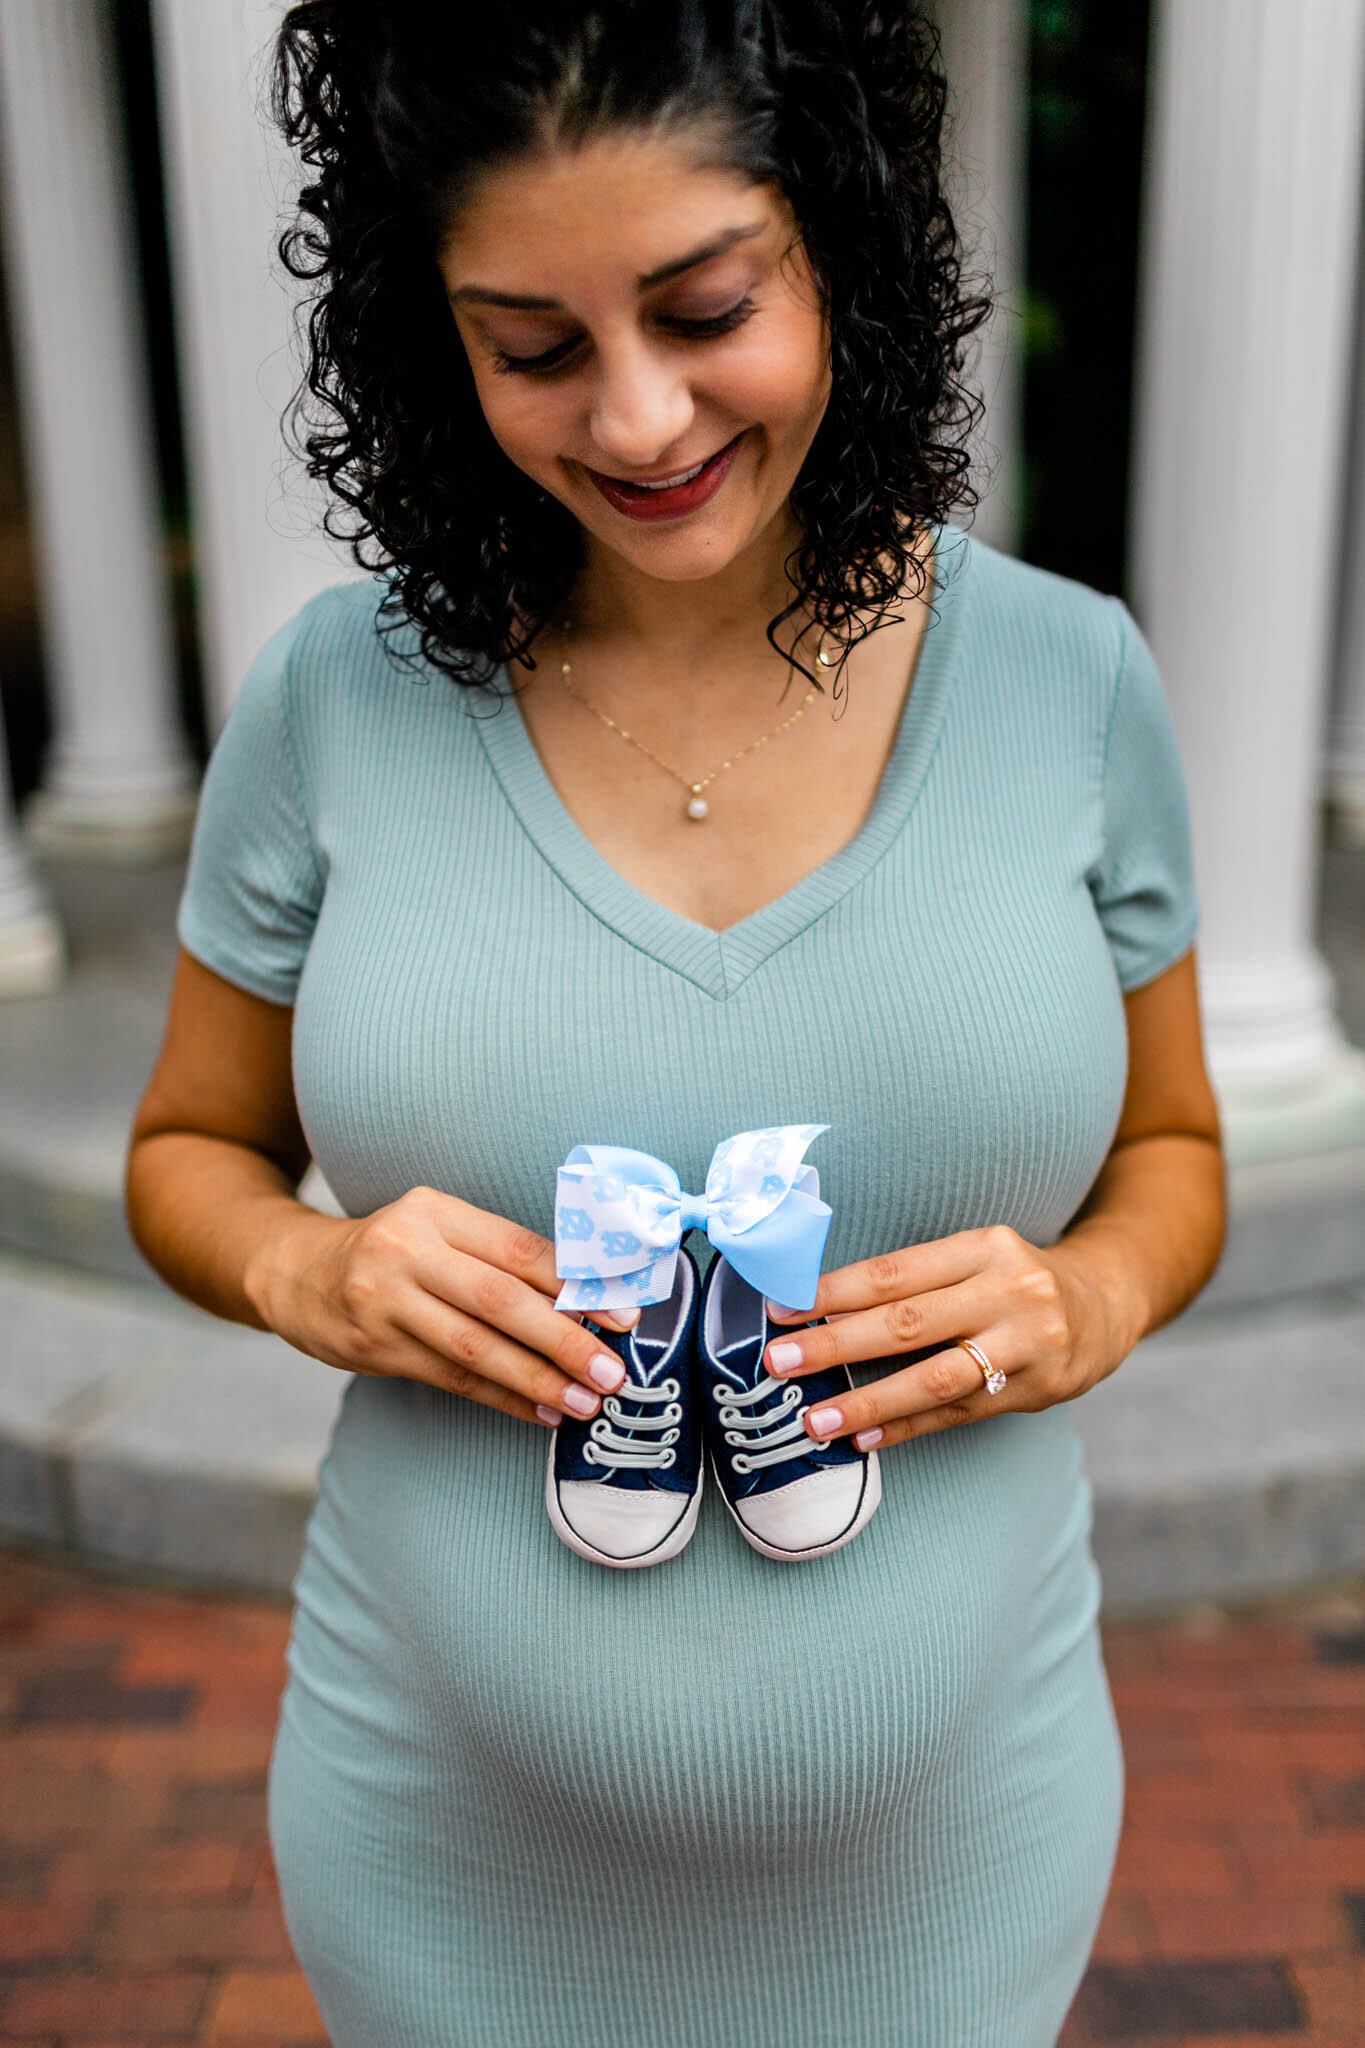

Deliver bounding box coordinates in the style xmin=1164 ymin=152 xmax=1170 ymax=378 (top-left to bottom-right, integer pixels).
xmin=554 ymin=1124 xmax=832 ymax=1314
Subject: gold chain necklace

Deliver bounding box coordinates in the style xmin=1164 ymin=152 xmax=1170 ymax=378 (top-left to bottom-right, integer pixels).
xmin=556 ymin=618 xmax=835 ymax=822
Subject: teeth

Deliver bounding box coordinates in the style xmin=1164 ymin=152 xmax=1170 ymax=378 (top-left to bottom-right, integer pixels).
xmin=631 ymin=457 xmax=708 ymax=491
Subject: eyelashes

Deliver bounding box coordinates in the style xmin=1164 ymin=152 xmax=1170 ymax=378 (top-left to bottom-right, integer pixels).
xmin=490 ymin=295 xmax=758 ymax=376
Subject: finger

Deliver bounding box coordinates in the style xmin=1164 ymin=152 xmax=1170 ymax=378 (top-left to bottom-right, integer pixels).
xmin=800 ymin=1333 xmax=1022 ymax=1447
xmin=432 ymin=1195 xmax=566 ymax=1301
xmin=398 ymin=1290 xmax=613 ymax=1420
xmin=350 ymin=1319 xmax=556 ymax=1428
xmin=764 ymin=1279 xmax=985 ymax=1378
xmin=766 ymin=1229 xmax=1005 ymax=1323
xmin=586 ymin=1307 xmax=642 ymax=1333
xmin=426 ymin=1199 xmax=640 ymax=1348
xmin=418 ymin=1245 xmax=632 ymax=1398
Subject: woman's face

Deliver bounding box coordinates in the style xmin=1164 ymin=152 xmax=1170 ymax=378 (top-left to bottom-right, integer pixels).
xmin=437 ymin=128 xmax=832 ymax=588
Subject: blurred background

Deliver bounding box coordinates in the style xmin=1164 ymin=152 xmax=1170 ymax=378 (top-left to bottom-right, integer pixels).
xmin=0 ymin=5 xmax=1363 ymax=2041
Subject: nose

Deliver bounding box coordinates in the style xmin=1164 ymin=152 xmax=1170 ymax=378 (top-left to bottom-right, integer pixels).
xmin=587 ymin=339 xmax=694 ymax=474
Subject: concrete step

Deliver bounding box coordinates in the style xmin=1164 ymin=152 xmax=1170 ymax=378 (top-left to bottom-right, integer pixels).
xmin=0 ymin=1249 xmax=344 ymax=1594
xmin=3 ymin=1244 xmax=1364 ymax=1616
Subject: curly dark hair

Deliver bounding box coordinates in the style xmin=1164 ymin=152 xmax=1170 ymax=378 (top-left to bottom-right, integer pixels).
xmin=270 ymin=1 xmax=993 ymax=691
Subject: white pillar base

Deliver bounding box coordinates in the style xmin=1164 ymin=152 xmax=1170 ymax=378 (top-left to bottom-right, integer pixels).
xmin=0 ymin=908 xmax=65 ymax=998
xmin=1217 ymin=1045 xmax=1365 ymax=1167
xmin=1201 ymin=946 xmax=1365 ymax=1163
xmin=23 ymin=785 xmax=198 ymax=865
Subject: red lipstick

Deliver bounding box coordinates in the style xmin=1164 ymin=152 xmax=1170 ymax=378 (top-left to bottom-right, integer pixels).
xmin=585 ymin=432 xmax=744 ymax=522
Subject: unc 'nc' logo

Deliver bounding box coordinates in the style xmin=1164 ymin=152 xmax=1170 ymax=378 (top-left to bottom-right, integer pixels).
xmin=572 ymin=1276 xmax=606 ymax=1307
xmin=557 ymin=1208 xmax=595 ymax=1243
xmin=591 ymin=1172 xmax=627 ymax=1201
xmin=751 ymin=1133 xmax=784 ymax=1167
xmin=708 ymin=1165 xmax=734 ymax=1198
xmin=758 ymin=1173 xmax=785 ymax=1198
xmin=601 ymin=1230 xmax=642 ymax=1259
xmin=622 ymin=1260 xmax=658 ymax=1294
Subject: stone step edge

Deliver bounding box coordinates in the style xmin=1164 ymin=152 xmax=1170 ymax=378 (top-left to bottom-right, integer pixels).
xmin=3 ymin=1250 xmax=1365 ymax=1618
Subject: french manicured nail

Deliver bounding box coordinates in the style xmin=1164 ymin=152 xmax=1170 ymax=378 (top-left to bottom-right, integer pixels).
xmin=535 ymin=1404 xmax=561 ymax=1427
xmin=766 ymin=1341 xmax=804 ymax=1375
xmin=854 ymin=1427 xmax=884 ymax=1451
xmin=563 ymin=1383 xmax=601 ymax=1417
xmin=588 ymin=1355 xmax=627 ymax=1392
xmin=765 ymin=1300 xmax=801 ymax=1321
xmin=806 ymin=1406 xmax=842 ymax=1438
xmin=600 ymin=1308 xmax=640 ymax=1330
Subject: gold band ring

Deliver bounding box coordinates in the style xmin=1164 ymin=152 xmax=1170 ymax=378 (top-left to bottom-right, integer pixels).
xmin=960 ymin=1337 xmax=1007 ymax=1397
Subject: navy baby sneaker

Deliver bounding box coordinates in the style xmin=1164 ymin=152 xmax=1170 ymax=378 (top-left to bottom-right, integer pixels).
xmin=545 ymin=1246 xmax=702 ymax=1569
xmin=699 ymin=1254 xmax=881 ymax=1562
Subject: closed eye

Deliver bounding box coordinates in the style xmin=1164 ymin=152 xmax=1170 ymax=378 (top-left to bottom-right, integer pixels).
xmin=491 ymin=296 xmax=757 ymax=376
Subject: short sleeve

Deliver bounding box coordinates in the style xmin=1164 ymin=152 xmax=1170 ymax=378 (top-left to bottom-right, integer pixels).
xmin=1088 ymin=598 xmax=1199 ymax=992
xmin=177 ymin=606 xmax=324 ymax=1004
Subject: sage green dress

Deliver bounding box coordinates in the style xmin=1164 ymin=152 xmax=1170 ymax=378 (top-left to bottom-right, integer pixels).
xmin=178 ymin=522 xmax=1197 ymax=2047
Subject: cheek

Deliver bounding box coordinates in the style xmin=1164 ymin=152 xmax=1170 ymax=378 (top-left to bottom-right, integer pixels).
xmin=471 ymin=375 xmax=566 ymax=478
xmin=722 ymin=328 xmax=830 ymax=449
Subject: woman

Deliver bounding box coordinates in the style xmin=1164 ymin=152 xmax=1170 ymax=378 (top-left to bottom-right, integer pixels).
xmin=126 ymin=4 xmax=1226 ymax=2043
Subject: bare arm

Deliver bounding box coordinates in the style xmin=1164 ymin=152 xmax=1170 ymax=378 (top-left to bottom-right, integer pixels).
xmin=126 ymin=949 xmax=635 ymax=1426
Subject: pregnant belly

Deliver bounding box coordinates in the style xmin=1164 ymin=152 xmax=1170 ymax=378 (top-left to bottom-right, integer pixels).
xmin=284 ymin=1375 xmax=1100 ymax=1874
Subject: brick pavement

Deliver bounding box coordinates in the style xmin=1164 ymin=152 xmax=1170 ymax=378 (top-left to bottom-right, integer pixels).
xmin=0 ymin=1546 xmax=1361 ymax=2047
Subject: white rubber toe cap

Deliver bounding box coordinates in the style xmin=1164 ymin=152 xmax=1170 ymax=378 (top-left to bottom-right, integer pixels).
xmin=734 ymin=1458 xmax=880 ymax=1559
xmin=551 ymin=1479 xmax=695 ymax=1566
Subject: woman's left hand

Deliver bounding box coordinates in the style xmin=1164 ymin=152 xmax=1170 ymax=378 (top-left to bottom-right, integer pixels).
xmin=763 ymin=1225 xmax=1149 ymax=1452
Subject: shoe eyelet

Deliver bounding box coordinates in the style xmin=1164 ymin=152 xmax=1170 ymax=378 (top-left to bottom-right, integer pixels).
xmin=662 ymin=1448 xmax=677 ymax=1467
xmin=660 ymin=1377 xmax=681 ymax=1400
xmin=732 ymin=1452 xmax=752 ymax=1473
xmin=589 ymin=1417 xmax=612 ymax=1440
xmin=663 ymin=1402 xmax=683 ymax=1425
xmin=661 ymin=1427 xmax=680 ymax=1446
xmin=583 ymin=1442 xmax=601 ymax=1465
xmin=712 ymin=1383 xmax=732 ymax=1403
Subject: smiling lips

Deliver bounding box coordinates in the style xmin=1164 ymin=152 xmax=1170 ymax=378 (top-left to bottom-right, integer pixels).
xmin=585 ymin=432 xmax=745 ymax=521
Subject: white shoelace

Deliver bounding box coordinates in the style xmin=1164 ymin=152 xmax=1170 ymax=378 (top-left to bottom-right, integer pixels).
xmin=583 ymin=1376 xmax=682 ymax=1471
xmin=714 ymin=1375 xmax=816 ymax=1473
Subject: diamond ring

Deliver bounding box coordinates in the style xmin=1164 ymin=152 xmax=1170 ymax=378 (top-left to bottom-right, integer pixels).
xmin=959 ymin=1337 xmax=1007 ymax=1397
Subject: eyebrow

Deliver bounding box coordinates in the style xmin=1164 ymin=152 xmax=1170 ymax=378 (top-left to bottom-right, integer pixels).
xmin=446 ymin=222 xmax=767 ymax=310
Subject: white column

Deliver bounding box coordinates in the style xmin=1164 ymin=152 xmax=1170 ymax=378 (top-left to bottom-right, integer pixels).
xmin=150 ymin=0 xmax=353 ymax=733
xmin=0 ymin=0 xmax=198 ymax=862
xmin=0 ymin=708 xmax=63 ymax=998
xmin=1129 ymin=0 xmax=1365 ymax=1159
xmin=1327 ymin=172 xmax=1365 ymax=848
xmin=932 ymin=0 xmax=1027 ymax=557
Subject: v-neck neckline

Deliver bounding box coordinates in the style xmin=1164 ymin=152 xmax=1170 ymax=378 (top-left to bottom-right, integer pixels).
xmin=472 ymin=519 xmax=973 ymax=999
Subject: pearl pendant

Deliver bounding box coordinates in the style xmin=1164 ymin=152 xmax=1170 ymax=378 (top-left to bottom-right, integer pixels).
xmin=686 ymin=790 xmax=710 ymax=821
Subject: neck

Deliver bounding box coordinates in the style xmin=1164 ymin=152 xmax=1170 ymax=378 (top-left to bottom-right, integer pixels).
xmin=564 ymin=507 xmax=811 ymax=670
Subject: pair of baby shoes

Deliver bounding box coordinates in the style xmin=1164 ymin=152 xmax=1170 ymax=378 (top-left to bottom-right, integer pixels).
xmin=545 ymin=1248 xmax=882 ymax=1568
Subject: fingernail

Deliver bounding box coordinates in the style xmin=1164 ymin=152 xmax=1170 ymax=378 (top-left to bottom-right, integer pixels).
xmin=611 ymin=1308 xmax=642 ymax=1329
xmin=806 ymin=1406 xmax=842 ymax=1438
xmin=563 ymin=1383 xmax=600 ymax=1417
xmin=854 ymin=1426 xmax=884 ymax=1451
xmin=765 ymin=1299 xmax=800 ymax=1321
xmin=588 ymin=1355 xmax=627 ymax=1392
xmin=535 ymin=1404 xmax=561 ymax=1427
xmin=766 ymin=1341 xmax=804 ymax=1376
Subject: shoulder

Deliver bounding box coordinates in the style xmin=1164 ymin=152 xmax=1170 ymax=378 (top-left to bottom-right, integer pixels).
xmin=943 ymin=523 xmax=1126 ymax=679
xmin=225 ymin=574 xmax=463 ymax=765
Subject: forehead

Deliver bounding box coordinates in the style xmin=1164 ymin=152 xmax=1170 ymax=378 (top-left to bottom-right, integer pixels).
xmin=436 ymin=129 xmax=785 ymax=293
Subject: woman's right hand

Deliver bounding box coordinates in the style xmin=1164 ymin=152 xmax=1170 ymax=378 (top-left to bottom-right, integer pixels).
xmin=245 ymin=1184 xmax=634 ymax=1428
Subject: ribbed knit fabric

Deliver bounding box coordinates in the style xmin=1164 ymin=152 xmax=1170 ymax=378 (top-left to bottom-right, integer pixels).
xmin=178 ymin=522 xmax=1198 ymax=2048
